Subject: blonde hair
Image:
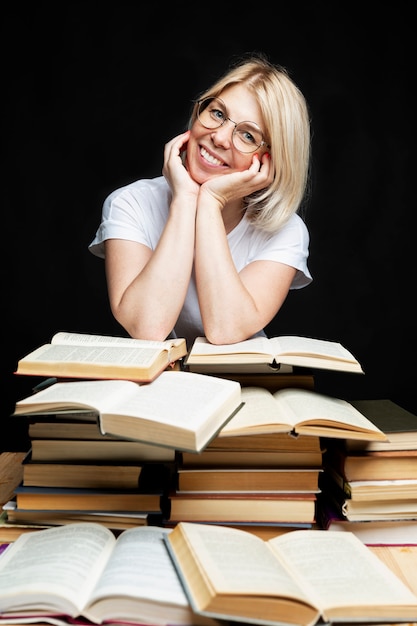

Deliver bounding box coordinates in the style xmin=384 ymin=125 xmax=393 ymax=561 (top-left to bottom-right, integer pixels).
xmin=189 ymin=54 xmax=311 ymax=232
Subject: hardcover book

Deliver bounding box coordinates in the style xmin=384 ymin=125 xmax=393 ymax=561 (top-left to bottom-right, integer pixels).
xmin=15 ymin=331 xmax=187 ymax=383
xmin=0 ymin=523 xmax=219 ymax=626
xmin=186 ymin=334 xmax=364 ymax=373
xmin=344 ymin=398 xmax=417 ymax=451
xmin=164 ymin=522 xmax=417 ymax=626
xmin=168 ymin=491 xmax=317 ymax=524
xmin=215 ymin=386 xmax=388 ymax=441
xmin=13 ymin=370 xmax=242 ymax=453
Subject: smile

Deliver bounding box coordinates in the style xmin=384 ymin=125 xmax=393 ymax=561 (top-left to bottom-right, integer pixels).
xmin=200 ymin=146 xmax=225 ymax=166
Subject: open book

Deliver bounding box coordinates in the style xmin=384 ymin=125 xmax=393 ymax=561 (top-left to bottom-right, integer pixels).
xmin=217 ymin=386 xmax=388 ymax=441
xmin=186 ymin=335 xmax=363 ymax=373
xmin=12 ymin=370 xmax=242 ymax=453
xmin=164 ymin=522 xmax=417 ymax=626
xmin=0 ymin=523 xmax=218 ymax=626
xmin=15 ymin=331 xmax=187 ymax=382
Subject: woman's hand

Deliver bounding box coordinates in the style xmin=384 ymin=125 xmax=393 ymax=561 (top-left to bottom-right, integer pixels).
xmin=162 ymin=131 xmax=200 ymax=198
xmin=200 ymin=152 xmax=273 ymax=208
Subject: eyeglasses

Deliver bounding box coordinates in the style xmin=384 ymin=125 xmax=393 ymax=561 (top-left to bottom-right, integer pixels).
xmin=196 ymin=97 xmax=269 ymax=154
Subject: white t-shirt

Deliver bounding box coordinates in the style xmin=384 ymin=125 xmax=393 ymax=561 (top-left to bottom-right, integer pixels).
xmin=89 ymin=176 xmax=312 ymax=346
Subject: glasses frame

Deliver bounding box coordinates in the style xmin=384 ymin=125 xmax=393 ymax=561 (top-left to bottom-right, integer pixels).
xmin=196 ymin=97 xmax=270 ymax=154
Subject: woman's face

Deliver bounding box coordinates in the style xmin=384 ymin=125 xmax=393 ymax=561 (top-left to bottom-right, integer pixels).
xmin=185 ymin=83 xmax=268 ymax=185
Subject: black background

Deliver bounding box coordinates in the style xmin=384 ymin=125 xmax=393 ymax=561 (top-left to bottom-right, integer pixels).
xmin=2 ymin=3 xmax=415 ymax=449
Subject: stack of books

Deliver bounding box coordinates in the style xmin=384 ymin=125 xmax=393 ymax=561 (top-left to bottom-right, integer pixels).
xmin=4 ymin=408 xmax=175 ymax=533
xmin=4 ymin=332 xmax=244 ymax=536
xmin=170 ymin=432 xmax=323 ymax=534
xmin=164 ymin=386 xmax=389 ymax=536
xmin=318 ymin=398 xmax=417 ymax=544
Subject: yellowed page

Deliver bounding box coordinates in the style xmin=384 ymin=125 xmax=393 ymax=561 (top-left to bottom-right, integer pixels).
xmin=175 ymin=522 xmax=312 ymax=602
xmin=268 ymin=530 xmax=417 ymax=618
xmin=220 ymin=386 xmax=292 ymax=435
xmin=187 ymin=336 xmax=273 ymax=360
xmin=272 ymin=388 xmax=387 ymax=440
xmin=51 ymin=331 xmax=177 ymax=350
xmin=271 ymin=336 xmax=356 ymax=361
xmin=13 ymin=379 xmax=138 ymax=415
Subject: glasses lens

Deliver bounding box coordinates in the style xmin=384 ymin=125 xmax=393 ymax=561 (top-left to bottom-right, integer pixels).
xmin=197 ymin=97 xmax=266 ymax=153
xmin=197 ymin=98 xmax=226 ymax=129
xmin=233 ymin=123 xmax=264 ymax=153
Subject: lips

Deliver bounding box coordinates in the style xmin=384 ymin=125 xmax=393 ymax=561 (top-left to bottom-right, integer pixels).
xmin=200 ymin=146 xmax=225 ymax=167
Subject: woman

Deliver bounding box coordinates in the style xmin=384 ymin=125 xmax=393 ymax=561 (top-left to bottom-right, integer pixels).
xmin=89 ymin=53 xmax=312 ymax=349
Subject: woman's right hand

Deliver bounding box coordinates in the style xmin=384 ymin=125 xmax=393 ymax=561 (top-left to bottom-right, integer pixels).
xmin=162 ymin=131 xmax=200 ymax=198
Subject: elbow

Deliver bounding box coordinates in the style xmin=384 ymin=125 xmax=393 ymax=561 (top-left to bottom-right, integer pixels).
xmin=204 ymin=325 xmax=249 ymax=346
xmin=111 ymin=308 xmax=170 ymax=342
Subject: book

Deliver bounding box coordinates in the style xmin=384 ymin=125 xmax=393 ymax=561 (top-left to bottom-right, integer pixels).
xmin=12 ymin=370 xmax=242 ymax=453
xmin=180 ymin=448 xmax=323 ymax=468
xmin=326 ymin=494 xmax=417 ymax=522
xmin=30 ymin=438 xmax=176 ymax=462
xmin=168 ymin=491 xmax=317 ymax=523
xmin=0 ymin=452 xmax=26 ymax=506
xmin=317 ymin=497 xmax=417 ymax=544
xmin=203 ymin=371 xmax=316 ymax=393
xmin=14 ymin=331 xmax=187 ymax=382
xmin=186 ymin=334 xmax=364 ymax=373
xmin=329 ymin=492 xmax=417 ymax=521
xmin=369 ymin=544 xmax=417 ymax=596
xmin=0 ymin=522 xmax=219 ymax=626
xmin=211 ymin=386 xmax=388 ymax=441
xmin=164 ymin=522 xmax=417 ymax=626
xmin=344 ymin=398 xmax=417 ymax=451
xmin=13 ymin=484 xmax=167 ymax=514
xmin=27 ymin=418 xmax=120 ymax=440
xmin=207 ymin=431 xmax=323 ymax=452
xmin=325 ymin=465 xmax=417 ymax=501
xmin=0 ymin=510 xmax=52 ymax=542
xmin=320 ymin=472 xmax=417 ymax=521
xmin=22 ymin=460 xmax=167 ymax=490
xmin=3 ymin=500 xmax=151 ymax=531
xmin=176 ymin=467 xmax=322 ymax=493
xmin=324 ymin=445 xmax=417 ymax=481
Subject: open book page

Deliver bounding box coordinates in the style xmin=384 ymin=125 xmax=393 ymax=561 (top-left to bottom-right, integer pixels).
xmin=15 ymin=333 xmax=187 ymax=382
xmin=219 ymin=387 xmax=387 ymax=441
xmin=24 ymin=344 xmax=168 ymax=369
xmin=267 ymin=530 xmax=417 ymax=618
xmin=14 ymin=372 xmax=240 ymax=428
xmin=273 ymin=388 xmax=387 ymax=440
xmin=187 ymin=336 xmax=363 ymax=373
xmin=98 ymin=371 xmax=241 ymax=450
xmin=82 ymin=526 xmax=194 ymax=624
xmin=0 ymin=523 xmax=116 ymax=616
xmin=188 ymin=336 xmax=273 ymax=358
xmin=169 ymin=522 xmax=315 ymax=608
xmin=13 ymin=379 xmax=139 ymax=416
xmin=270 ymin=336 xmax=356 ymax=361
xmin=51 ymin=331 xmax=183 ymax=351
xmin=13 ymin=371 xmax=242 ymax=452
xmin=219 ymin=387 xmax=292 ymax=435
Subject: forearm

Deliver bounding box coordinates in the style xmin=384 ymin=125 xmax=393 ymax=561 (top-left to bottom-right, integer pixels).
xmin=194 ymin=204 xmax=263 ymax=344
xmin=107 ymin=198 xmax=196 ymax=340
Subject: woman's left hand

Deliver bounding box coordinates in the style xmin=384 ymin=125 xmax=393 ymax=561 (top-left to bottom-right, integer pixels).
xmin=200 ymin=152 xmax=273 ymax=208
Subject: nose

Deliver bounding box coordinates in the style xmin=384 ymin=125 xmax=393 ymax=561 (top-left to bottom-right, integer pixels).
xmin=210 ymin=120 xmax=235 ymax=149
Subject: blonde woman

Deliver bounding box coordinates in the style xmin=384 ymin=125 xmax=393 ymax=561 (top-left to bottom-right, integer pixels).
xmin=89 ymin=53 xmax=312 ymax=348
